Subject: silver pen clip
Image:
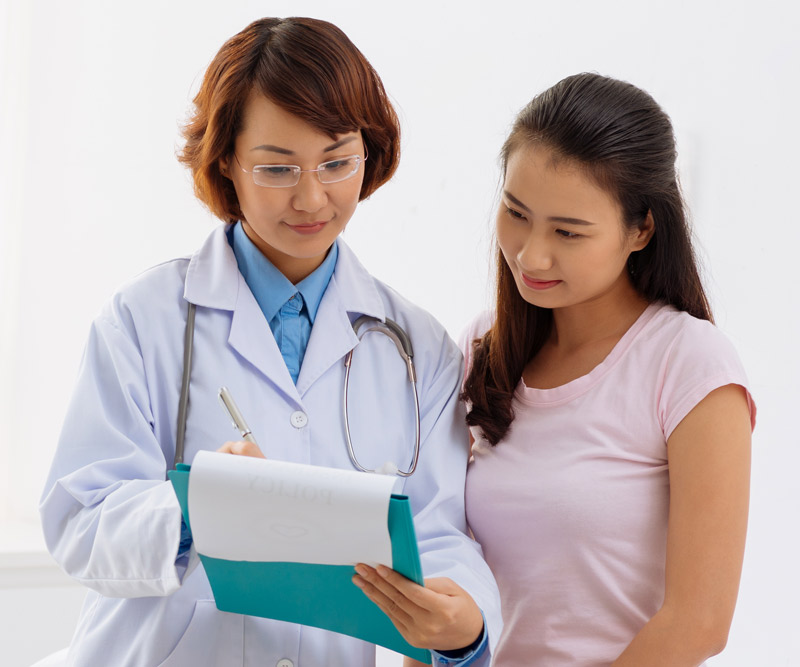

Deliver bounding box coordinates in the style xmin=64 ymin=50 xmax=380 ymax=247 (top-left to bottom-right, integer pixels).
xmin=218 ymin=386 xmax=258 ymax=445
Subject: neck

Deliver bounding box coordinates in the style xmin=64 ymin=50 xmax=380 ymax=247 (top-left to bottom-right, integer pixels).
xmin=241 ymin=221 xmax=330 ymax=284
xmin=549 ymin=279 xmax=650 ymax=352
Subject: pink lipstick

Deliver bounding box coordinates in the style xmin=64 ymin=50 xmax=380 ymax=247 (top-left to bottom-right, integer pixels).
xmin=287 ymin=221 xmax=327 ymax=235
xmin=521 ymin=274 xmax=562 ymax=290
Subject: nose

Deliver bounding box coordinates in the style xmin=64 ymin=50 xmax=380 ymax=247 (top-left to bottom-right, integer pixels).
xmin=291 ymin=172 xmax=328 ymax=213
xmin=517 ymin=231 xmax=553 ymax=272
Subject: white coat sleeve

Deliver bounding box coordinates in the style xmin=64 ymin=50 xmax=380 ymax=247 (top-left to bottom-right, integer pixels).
xmin=402 ymin=329 xmax=502 ymax=664
xmin=40 ymin=309 xmax=192 ymax=598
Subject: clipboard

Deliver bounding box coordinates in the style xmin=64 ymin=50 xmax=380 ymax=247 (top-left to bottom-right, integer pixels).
xmin=168 ymin=463 xmax=431 ymax=663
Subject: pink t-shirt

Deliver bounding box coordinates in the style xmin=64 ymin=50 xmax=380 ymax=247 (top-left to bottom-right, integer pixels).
xmin=462 ymin=303 xmax=756 ymax=666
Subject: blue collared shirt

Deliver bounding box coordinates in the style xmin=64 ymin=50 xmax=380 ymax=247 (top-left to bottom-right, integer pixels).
xmin=230 ymin=222 xmax=338 ymax=384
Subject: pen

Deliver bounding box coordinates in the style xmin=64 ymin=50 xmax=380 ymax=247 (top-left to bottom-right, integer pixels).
xmin=218 ymin=386 xmax=259 ymax=446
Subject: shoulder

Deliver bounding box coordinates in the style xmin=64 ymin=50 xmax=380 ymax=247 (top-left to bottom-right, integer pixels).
xmin=333 ymin=240 xmax=461 ymax=363
xmin=371 ymin=277 xmax=461 ymax=362
xmin=98 ymin=256 xmax=190 ymax=332
xmin=643 ymin=304 xmax=744 ymax=372
xmin=641 ymin=304 xmax=756 ymax=437
xmin=457 ymin=310 xmax=495 ymax=375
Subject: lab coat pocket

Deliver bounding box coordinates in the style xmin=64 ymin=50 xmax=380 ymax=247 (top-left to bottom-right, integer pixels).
xmin=158 ymin=599 xmax=243 ymax=666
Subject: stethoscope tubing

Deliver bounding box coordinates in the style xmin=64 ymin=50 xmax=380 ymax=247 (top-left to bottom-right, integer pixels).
xmin=173 ymin=304 xmax=421 ymax=477
xmin=342 ymin=316 xmax=421 ymax=477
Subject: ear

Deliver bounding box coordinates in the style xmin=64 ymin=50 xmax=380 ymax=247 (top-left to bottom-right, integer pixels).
xmin=630 ymin=210 xmax=655 ymax=251
xmin=219 ymin=156 xmax=230 ymax=180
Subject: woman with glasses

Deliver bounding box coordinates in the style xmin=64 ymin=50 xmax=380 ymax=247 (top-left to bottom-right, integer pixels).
xmin=40 ymin=17 xmax=499 ymax=667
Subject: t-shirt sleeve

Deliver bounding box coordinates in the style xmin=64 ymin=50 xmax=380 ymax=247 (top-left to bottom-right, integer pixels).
xmin=458 ymin=310 xmax=495 ymax=383
xmin=658 ymin=318 xmax=756 ymax=440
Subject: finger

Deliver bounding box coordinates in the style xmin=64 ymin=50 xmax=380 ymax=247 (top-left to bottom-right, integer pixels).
xmin=360 ymin=565 xmax=427 ymax=612
xmin=352 ymin=572 xmax=414 ymax=629
xmin=354 ymin=565 xmax=425 ymax=618
xmin=420 ymin=577 xmax=464 ymax=597
xmin=217 ymin=440 xmax=266 ymax=458
xmin=375 ymin=565 xmax=449 ymax=611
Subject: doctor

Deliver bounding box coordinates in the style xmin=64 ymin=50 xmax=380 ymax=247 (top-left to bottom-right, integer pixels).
xmin=40 ymin=16 xmax=500 ymax=667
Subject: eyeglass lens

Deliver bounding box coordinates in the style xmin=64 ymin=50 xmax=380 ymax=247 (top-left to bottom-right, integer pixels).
xmin=251 ymin=156 xmax=362 ymax=187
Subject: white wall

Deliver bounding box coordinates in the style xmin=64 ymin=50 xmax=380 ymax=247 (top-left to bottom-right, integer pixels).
xmin=2 ymin=0 xmax=798 ymax=665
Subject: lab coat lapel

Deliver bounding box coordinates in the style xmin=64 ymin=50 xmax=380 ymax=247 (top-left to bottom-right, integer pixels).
xmin=183 ymin=225 xmax=300 ymax=405
xmin=296 ymin=239 xmax=385 ymax=397
xmin=228 ymin=273 xmax=300 ymax=403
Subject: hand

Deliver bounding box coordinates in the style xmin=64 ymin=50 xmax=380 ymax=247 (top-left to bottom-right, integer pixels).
xmin=352 ymin=564 xmax=483 ymax=652
xmin=216 ymin=440 xmax=266 ymax=458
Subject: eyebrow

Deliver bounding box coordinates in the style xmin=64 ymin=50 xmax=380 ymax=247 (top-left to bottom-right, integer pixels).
xmin=250 ymin=136 xmax=358 ymax=156
xmin=503 ymin=190 xmax=595 ymax=226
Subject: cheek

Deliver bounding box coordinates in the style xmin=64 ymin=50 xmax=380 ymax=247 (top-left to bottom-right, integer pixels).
xmin=496 ymin=216 xmax=519 ymax=262
xmin=238 ymin=187 xmax=286 ymax=220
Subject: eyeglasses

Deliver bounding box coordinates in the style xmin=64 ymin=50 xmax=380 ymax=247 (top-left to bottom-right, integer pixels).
xmin=233 ymin=153 xmax=366 ymax=188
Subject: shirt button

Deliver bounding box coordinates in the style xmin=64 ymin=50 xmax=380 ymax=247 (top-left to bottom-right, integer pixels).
xmin=276 ymin=660 xmax=294 ymax=667
xmin=290 ymin=411 xmax=308 ymax=429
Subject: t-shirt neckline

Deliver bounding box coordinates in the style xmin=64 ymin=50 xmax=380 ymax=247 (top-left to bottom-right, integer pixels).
xmin=516 ymin=302 xmax=665 ymax=407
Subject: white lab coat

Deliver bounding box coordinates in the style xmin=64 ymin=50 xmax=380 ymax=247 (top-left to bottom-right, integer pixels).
xmin=40 ymin=225 xmax=501 ymax=667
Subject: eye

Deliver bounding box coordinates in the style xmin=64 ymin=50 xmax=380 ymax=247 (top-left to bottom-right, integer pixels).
xmin=321 ymin=157 xmax=355 ymax=172
xmin=556 ymin=229 xmax=580 ymax=239
xmin=255 ymin=165 xmax=295 ymax=177
xmin=505 ymin=206 xmax=526 ymax=220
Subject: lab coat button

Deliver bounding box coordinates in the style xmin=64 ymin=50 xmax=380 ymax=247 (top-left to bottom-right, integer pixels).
xmin=276 ymin=660 xmax=294 ymax=667
xmin=290 ymin=411 xmax=308 ymax=428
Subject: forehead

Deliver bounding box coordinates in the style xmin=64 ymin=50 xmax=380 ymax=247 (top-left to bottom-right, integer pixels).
xmin=237 ymin=92 xmax=360 ymax=154
xmin=505 ymin=146 xmax=620 ymax=219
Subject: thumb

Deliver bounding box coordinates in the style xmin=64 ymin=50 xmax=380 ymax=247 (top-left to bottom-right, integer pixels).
xmin=422 ymin=577 xmax=464 ymax=596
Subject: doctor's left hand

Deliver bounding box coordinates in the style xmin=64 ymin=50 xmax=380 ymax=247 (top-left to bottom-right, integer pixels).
xmin=352 ymin=564 xmax=483 ymax=652
xmin=217 ymin=441 xmax=266 ymax=458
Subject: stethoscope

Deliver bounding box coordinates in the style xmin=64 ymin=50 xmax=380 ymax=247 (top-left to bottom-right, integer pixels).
xmin=174 ymin=303 xmax=421 ymax=477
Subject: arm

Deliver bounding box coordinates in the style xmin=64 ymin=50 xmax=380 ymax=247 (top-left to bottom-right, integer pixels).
xmin=40 ymin=313 xmax=190 ymax=598
xmin=612 ymin=383 xmax=752 ymax=665
xmin=354 ymin=328 xmax=500 ymax=664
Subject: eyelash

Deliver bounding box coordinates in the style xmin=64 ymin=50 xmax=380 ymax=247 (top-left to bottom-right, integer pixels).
xmin=505 ymin=207 xmax=582 ymax=239
xmin=505 ymin=206 xmax=525 ymax=220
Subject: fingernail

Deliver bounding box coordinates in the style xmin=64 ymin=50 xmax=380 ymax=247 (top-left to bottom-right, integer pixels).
xmin=354 ymin=565 xmax=367 ymax=577
xmin=352 ymin=576 xmax=365 ymax=588
xmin=377 ymin=565 xmax=390 ymax=578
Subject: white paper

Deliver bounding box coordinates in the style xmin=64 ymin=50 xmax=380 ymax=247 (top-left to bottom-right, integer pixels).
xmin=187 ymin=451 xmax=396 ymax=567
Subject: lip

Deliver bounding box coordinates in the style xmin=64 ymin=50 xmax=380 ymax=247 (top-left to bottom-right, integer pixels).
xmin=286 ymin=220 xmax=328 ymax=235
xmin=521 ymin=274 xmax=562 ymax=290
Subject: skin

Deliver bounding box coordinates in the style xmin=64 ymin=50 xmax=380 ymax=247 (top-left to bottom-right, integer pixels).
xmin=498 ymin=144 xmax=751 ymax=663
xmin=216 ymin=91 xmax=484 ymax=657
xmin=220 ymin=92 xmax=365 ymax=284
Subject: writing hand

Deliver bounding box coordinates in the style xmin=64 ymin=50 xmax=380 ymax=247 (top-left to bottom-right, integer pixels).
xmin=217 ymin=440 xmax=266 ymax=458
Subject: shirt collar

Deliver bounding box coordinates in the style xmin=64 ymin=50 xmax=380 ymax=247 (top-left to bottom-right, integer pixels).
xmin=230 ymin=221 xmax=338 ymax=324
xmin=183 ymin=225 xmax=385 ymax=323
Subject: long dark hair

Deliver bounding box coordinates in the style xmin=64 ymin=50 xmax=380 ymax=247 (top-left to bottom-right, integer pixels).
xmin=463 ymin=73 xmax=712 ymax=446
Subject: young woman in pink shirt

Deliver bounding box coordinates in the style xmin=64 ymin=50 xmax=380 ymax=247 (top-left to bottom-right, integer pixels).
xmin=460 ymin=73 xmax=755 ymax=666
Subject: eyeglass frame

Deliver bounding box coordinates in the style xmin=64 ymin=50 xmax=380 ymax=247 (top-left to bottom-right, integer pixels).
xmin=232 ymin=152 xmax=367 ymax=188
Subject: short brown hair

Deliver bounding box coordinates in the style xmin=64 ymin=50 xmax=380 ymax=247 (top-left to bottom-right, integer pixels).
xmin=178 ymin=17 xmax=401 ymax=223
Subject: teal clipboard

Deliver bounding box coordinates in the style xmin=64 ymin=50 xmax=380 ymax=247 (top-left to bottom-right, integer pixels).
xmin=168 ymin=463 xmax=431 ymax=663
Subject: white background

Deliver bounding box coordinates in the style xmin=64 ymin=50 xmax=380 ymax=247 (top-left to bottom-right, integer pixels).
xmin=1 ymin=0 xmax=798 ymax=665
